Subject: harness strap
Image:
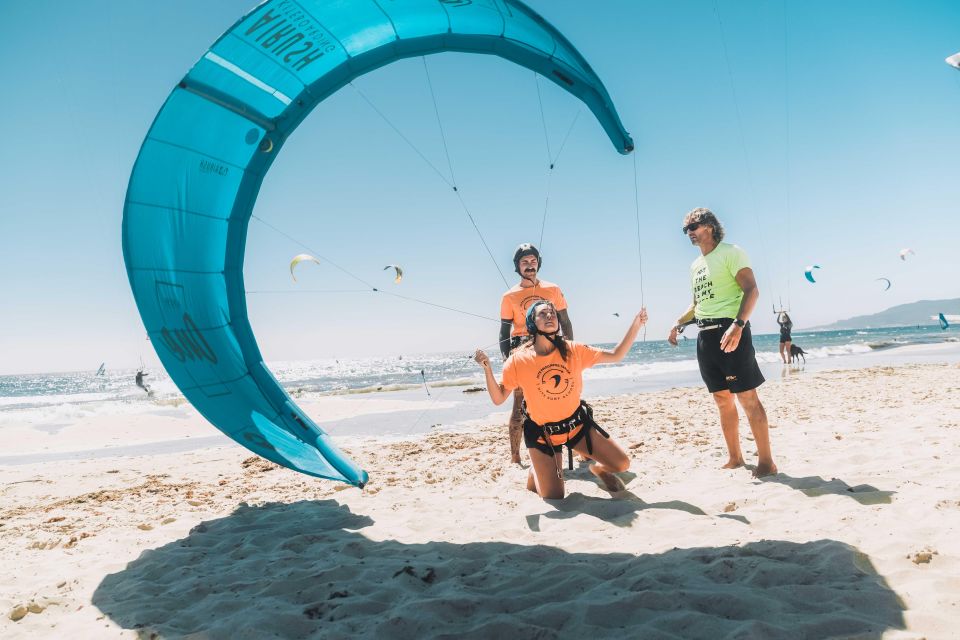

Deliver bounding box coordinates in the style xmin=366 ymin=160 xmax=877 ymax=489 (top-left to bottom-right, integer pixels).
xmin=531 ymin=401 xmax=610 ymax=477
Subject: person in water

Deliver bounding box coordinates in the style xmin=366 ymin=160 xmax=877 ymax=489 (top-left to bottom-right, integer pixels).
xmin=135 ymin=369 xmax=151 ymax=395
xmin=668 ymin=207 xmax=777 ymax=478
xmin=777 ymin=311 xmax=793 ymax=364
xmin=476 ymin=301 xmax=647 ymax=499
xmin=498 ymin=243 xmax=574 ymax=464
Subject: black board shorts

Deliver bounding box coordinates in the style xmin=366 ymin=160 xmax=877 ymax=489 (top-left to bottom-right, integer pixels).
xmin=697 ymin=319 xmax=765 ymax=393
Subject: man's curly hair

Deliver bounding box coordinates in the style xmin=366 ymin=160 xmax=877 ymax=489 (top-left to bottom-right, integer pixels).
xmin=683 ymin=207 xmax=725 ymax=242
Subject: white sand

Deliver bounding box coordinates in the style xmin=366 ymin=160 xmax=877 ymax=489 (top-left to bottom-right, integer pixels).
xmin=2 ymin=362 xmax=959 ymax=638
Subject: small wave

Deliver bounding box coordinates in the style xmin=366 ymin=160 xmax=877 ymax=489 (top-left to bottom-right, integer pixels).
xmin=329 ymin=383 xmax=423 ymax=396
xmin=584 ymin=359 xmax=701 ymax=380
xmin=0 ymin=391 xmax=117 ymax=409
xmin=866 ymin=340 xmax=906 ymax=350
xmin=817 ymin=343 xmax=873 ymax=356
xmin=0 ymin=394 xmax=190 ymax=428
xmin=428 ymin=377 xmax=482 ymax=389
xmin=772 ymin=343 xmax=873 ymax=360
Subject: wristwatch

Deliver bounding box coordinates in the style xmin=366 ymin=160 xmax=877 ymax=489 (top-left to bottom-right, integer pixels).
xmin=734 ymin=318 xmax=745 ymax=328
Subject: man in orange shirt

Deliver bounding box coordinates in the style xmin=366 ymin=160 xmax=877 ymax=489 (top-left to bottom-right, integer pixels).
xmin=499 ymin=243 xmax=573 ymax=463
xmin=476 ymin=301 xmax=647 ymax=498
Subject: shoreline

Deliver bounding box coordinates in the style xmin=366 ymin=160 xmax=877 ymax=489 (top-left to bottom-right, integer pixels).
xmin=2 ymin=341 xmax=960 ymax=466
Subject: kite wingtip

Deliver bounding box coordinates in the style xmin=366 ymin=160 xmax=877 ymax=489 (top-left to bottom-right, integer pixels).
xmin=356 ymin=470 xmax=370 ymax=489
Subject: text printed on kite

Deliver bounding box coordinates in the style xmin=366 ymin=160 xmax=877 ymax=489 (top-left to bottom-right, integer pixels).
xmin=121 ymin=0 xmax=632 ymax=485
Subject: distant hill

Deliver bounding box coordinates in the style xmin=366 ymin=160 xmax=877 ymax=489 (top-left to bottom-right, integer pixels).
xmin=808 ymin=298 xmax=960 ymax=330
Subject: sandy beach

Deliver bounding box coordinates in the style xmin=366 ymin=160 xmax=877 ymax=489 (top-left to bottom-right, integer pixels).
xmin=2 ymin=361 xmax=960 ymax=638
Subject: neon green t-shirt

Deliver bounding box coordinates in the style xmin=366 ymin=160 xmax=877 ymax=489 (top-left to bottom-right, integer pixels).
xmin=690 ymin=242 xmax=751 ymax=319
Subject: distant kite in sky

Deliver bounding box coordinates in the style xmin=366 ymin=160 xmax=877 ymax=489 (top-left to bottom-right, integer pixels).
xmin=289 ymin=254 xmax=321 ymax=282
xmin=947 ymin=52 xmax=960 ymax=70
xmin=383 ymin=264 xmax=403 ymax=284
xmin=612 ymin=312 xmax=620 ymax=317
xmin=804 ymin=265 xmax=821 ymax=283
xmin=899 ymin=248 xmax=915 ymax=261
xmin=875 ymin=277 xmax=891 ymax=291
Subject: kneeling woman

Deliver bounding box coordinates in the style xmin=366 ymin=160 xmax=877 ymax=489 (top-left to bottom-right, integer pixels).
xmin=475 ymin=301 xmax=647 ymax=499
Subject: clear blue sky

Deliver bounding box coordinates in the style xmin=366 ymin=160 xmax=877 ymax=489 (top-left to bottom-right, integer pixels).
xmin=1 ymin=0 xmax=958 ymax=375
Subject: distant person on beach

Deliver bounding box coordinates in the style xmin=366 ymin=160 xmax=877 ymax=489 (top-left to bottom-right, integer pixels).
xmin=135 ymin=369 xmax=151 ymax=395
xmin=499 ymin=243 xmax=574 ymax=465
xmin=777 ymin=312 xmax=794 ymax=364
xmin=476 ymin=301 xmax=647 ymax=499
xmin=667 ymin=207 xmax=777 ymax=478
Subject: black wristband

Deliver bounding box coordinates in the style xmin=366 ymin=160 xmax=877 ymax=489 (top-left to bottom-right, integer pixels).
xmin=734 ymin=318 xmax=745 ymax=328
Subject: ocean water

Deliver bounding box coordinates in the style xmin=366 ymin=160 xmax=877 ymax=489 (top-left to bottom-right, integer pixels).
xmin=1 ymin=325 xmax=956 ymax=431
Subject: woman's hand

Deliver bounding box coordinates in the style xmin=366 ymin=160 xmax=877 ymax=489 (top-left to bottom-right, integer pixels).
xmin=474 ymin=349 xmax=491 ymax=369
xmin=475 ymin=349 xmax=509 ymax=405
xmin=635 ymin=308 xmax=648 ymax=327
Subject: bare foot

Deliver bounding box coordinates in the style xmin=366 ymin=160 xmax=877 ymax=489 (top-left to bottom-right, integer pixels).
xmin=752 ymin=462 xmax=778 ymax=478
xmin=589 ymin=465 xmax=625 ymax=492
xmin=511 ymin=453 xmax=522 ymax=465
xmin=721 ymin=458 xmax=745 ymax=470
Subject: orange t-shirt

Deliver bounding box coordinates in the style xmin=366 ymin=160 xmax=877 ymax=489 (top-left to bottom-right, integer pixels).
xmin=499 ymin=281 xmax=568 ymax=337
xmin=500 ymin=341 xmax=604 ymax=424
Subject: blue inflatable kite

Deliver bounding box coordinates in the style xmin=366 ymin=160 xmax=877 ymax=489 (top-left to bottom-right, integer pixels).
xmin=122 ymin=0 xmax=633 ymax=486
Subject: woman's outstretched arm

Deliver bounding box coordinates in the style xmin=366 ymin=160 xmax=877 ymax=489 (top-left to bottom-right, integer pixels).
xmin=474 ymin=350 xmax=510 ymax=405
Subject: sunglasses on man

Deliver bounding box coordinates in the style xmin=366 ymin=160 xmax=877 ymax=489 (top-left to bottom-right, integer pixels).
xmin=682 ymin=222 xmax=702 ymax=234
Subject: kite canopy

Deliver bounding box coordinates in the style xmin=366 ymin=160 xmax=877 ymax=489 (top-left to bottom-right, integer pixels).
xmin=289 ymin=254 xmax=321 ymax=282
xmin=383 ymin=265 xmax=403 ymax=284
xmin=947 ymin=52 xmax=960 ymax=70
xmin=898 ymin=248 xmax=915 ymax=261
xmin=121 ymin=0 xmax=632 ymax=485
xmin=875 ymin=277 xmax=891 ymax=291
xmin=804 ymin=265 xmax=821 ymax=283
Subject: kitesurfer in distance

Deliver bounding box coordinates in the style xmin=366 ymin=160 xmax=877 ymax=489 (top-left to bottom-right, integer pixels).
xmin=777 ymin=311 xmax=793 ymax=364
xmin=498 ymin=243 xmax=574 ymax=464
xmin=668 ymin=207 xmax=777 ymax=478
xmin=135 ymin=369 xmax=152 ymax=396
xmin=475 ymin=301 xmax=648 ymax=499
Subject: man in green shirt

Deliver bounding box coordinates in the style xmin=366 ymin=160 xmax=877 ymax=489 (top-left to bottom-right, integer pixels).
xmin=668 ymin=208 xmax=777 ymax=478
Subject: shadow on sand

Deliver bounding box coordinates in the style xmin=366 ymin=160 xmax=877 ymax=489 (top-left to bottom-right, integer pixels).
xmin=761 ymin=474 xmax=895 ymax=505
xmin=525 ymin=490 xmax=709 ymax=531
xmin=93 ymin=500 xmax=905 ymax=639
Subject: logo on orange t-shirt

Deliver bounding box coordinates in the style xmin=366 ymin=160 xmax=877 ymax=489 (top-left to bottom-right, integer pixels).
xmin=536 ymin=363 xmax=573 ymax=400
